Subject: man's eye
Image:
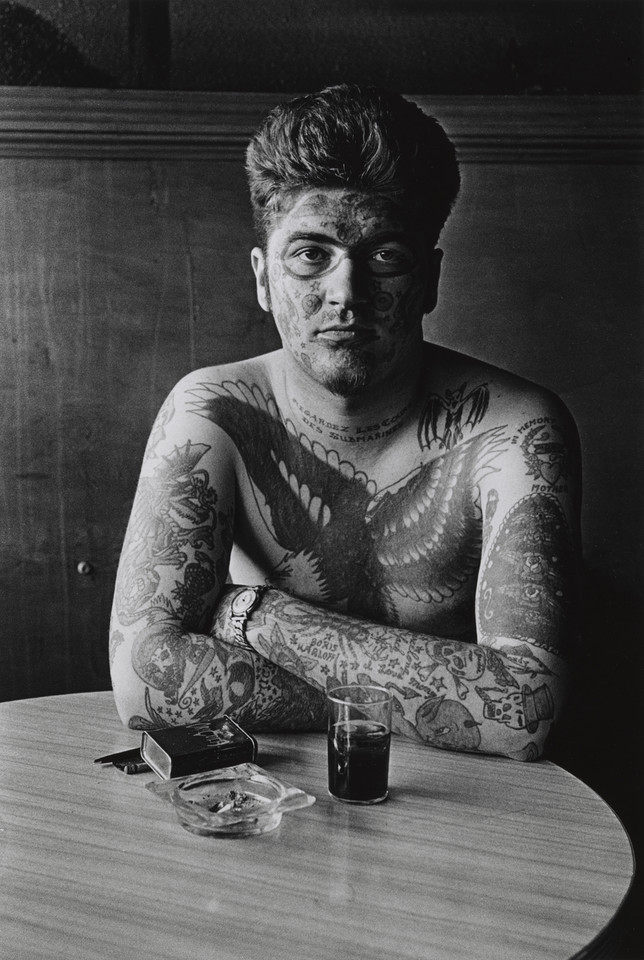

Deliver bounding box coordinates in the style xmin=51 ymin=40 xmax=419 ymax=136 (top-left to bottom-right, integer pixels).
xmin=369 ymin=248 xmax=415 ymax=273
xmin=295 ymin=248 xmax=328 ymax=262
xmin=285 ymin=246 xmax=332 ymax=277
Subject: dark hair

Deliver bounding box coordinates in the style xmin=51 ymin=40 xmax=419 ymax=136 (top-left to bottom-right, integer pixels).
xmin=246 ymin=84 xmax=460 ymax=248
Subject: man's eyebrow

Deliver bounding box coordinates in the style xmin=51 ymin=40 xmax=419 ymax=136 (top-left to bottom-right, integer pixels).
xmin=283 ymin=231 xmax=338 ymax=245
xmin=363 ymin=230 xmax=414 ymax=246
xmin=282 ymin=230 xmax=412 ymax=247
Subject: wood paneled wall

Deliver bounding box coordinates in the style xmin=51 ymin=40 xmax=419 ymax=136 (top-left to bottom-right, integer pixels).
xmin=1 ymin=89 xmax=641 ymax=715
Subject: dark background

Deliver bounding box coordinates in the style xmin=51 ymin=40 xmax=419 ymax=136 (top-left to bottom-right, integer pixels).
xmin=0 ymin=0 xmax=642 ymax=93
xmin=0 ymin=1 xmax=641 ymax=954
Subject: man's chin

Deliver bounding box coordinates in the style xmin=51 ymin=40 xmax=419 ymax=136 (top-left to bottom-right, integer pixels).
xmin=315 ymin=349 xmax=374 ymax=397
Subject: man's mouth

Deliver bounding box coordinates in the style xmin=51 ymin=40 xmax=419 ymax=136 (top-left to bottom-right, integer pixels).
xmin=316 ymin=327 xmax=376 ymax=345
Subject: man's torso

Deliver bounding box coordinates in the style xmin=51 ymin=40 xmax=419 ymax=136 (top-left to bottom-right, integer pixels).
xmin=182 ymin=342 xmax=541 ymax=640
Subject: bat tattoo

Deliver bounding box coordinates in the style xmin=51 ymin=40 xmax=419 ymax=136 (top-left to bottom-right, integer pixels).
xmin=418 ymin=382 xmax=490 ymax=451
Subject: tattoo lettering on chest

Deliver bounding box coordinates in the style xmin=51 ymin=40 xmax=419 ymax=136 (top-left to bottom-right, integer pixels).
xmin=290 ymin=394 xmax=412 ymax=443
xmin=190 ymin=380 xmax=508 ymax=623
xmin=477 ymin=492 xmax=576 ymax=654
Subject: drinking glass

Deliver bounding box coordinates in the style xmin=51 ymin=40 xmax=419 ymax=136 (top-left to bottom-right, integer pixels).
xmin=327 ymin=685 xmax=392 ymax=804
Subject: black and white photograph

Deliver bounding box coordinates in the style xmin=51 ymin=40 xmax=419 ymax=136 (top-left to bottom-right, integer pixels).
xmin=0 ymin=2 xmax=641 ymax=957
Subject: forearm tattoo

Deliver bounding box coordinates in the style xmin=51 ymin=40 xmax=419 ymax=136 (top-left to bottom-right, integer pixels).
xmin=249 ymin=590 xmax=565 ymax=759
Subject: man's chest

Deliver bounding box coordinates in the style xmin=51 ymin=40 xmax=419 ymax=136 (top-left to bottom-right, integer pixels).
xmin=231 ymin=433 xmax=486 ymax=636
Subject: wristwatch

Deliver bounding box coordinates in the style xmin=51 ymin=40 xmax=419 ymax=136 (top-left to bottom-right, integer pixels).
xmin=229 ymin=585 xmax=269 ymax=650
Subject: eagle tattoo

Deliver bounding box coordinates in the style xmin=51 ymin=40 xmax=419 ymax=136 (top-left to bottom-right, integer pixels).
xmin=189 ymin=380 xmax=506 ymax=625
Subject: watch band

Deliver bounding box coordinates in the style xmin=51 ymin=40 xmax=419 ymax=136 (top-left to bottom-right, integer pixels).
xmin=229 ymin=585 xmax=269 ymax=650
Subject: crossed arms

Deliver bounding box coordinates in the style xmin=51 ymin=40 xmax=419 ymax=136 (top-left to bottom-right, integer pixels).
xmin=110 ymin=365 xmax=581 ymax=760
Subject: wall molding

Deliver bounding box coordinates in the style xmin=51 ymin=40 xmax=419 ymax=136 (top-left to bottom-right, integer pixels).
xmin=0 ymin=87 xmax=641 ymax=163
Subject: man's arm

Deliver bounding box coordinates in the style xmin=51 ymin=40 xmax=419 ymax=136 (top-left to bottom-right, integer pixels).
xmin=227 ymin=579 xmax=568 ymax=761
xmin=109 ymin=372 xmax=327 ymax=731
xmin=218 ymin=388 xmax=581 ymax=761
xmin=112 ymin=373 xmax=579 ymax=759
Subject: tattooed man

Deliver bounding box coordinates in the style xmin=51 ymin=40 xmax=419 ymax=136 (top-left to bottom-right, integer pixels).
xmin=110 ymin=85 xmax=581 ymax=760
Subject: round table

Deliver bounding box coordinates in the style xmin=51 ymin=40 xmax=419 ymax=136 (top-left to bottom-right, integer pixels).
xmin=0 ymin=692 xmax=634 ymax=960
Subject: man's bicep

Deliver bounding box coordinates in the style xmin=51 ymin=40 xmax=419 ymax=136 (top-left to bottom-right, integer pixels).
xmin=475 ymin=398 xmax=582 ymax=665
xmin=112 ymin=377 xmax=237 ymax=635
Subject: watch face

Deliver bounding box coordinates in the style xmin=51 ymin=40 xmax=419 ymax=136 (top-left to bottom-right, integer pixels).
xmin=231 ymin=589 xmax=255 ymax=616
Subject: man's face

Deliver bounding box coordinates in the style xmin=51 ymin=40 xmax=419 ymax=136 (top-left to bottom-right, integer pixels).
xmin=252 ymin=188 xmax=441 ymax=397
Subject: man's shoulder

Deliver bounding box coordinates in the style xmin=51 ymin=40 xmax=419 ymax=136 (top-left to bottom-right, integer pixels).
xmin=422 ymin=342 xmax=575 ymax=431
xmin=162 ymin=351 xmax=290 ymax=460
xmin=173 ymin=351 xmax=279 ymax=399
xmin=423 ymin=341 xmax=549 ymax=394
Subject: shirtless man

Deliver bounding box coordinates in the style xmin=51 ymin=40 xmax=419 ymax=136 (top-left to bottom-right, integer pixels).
xmin=110 ymin=84 xmax=581 ymax=761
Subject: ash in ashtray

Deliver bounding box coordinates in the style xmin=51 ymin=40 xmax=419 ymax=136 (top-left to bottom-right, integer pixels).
xmin=147 ymin=763 xmax=316 ymax=837
xmin=186 ymin=785 xmax=271 ymax=815
xmin=204 ymin=789 xmax=256 ymax=813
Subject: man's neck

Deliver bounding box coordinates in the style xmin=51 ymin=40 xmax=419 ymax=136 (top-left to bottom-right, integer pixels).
xmin=276 ymin=347 xmax=425 ymax=449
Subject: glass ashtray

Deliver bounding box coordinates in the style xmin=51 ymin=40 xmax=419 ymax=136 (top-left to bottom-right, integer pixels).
xmin=147 ymin=763 xmax=315 ymax=837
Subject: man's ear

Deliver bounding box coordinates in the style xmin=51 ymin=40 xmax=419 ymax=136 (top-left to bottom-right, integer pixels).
xmin=423 ymin=248 xmax=443 ymax=314
xmin=251 ymin=247 xmax=270 ymax=312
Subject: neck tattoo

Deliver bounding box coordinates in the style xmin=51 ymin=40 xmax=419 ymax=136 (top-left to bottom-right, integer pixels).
xmin=289 ymin=394 xmax=413 ymax=445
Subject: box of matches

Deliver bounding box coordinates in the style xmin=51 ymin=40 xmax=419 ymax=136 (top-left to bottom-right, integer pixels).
xmin=140 ymin=716 xmax=258 ymax=780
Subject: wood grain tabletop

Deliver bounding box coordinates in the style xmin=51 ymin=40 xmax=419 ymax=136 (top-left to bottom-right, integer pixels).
xmin=0 ymin=692 xmax=634 ymax=960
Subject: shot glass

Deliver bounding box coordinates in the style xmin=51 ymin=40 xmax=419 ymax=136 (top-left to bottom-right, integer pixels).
xmin=327 ymin=685 xmax=392 ymax=804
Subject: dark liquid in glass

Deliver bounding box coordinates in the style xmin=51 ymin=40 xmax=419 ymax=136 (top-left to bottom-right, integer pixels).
xmin=328 ymin=719 xmax=390 ymax=803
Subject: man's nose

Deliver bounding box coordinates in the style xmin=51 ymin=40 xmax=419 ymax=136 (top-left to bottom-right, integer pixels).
xmin=325 ymin=256 xmax=369 ymax=313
